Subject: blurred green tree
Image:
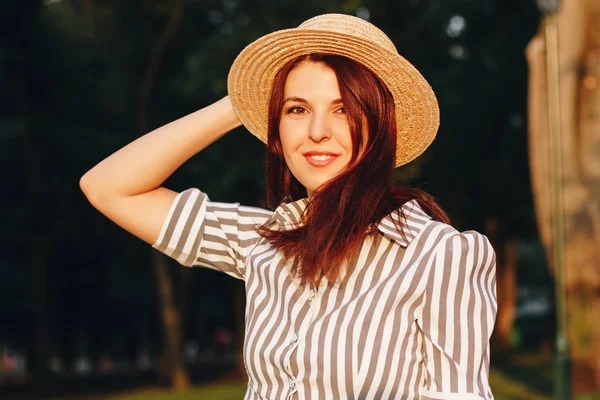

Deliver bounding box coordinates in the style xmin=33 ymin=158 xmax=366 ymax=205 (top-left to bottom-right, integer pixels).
xmin=0 ymin=0 xmax=545 ymax=392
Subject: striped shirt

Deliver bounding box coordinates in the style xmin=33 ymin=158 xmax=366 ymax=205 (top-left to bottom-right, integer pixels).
xmin=153 ymin=188 xmax=497 ymax=400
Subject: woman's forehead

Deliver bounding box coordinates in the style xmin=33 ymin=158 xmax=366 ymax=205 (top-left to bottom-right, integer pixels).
xmin=283 ymin=62 xmax=341 ymax=100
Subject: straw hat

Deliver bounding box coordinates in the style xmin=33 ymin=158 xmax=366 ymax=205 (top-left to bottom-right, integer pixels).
xmin=227 ymin=13 xmax=440 ymax=167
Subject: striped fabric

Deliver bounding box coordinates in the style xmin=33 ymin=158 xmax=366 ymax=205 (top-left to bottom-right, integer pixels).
xmin=153 ymin=188 xmax=497 ymax=400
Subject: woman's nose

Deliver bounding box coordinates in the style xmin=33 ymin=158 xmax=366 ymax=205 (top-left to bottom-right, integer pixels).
xmin=308 ymin=113 xmax=332 ymax=143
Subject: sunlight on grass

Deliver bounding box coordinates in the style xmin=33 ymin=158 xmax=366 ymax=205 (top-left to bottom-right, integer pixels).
xmin=490 ymin=368 xmax=550 ymax=400
xmin=106 ymin=382 xmax=247 ymax=400
xmin=106 ymin=377 xmax=542 ymax=400
xmin=100 ymin=371 xmax=599 ymax=400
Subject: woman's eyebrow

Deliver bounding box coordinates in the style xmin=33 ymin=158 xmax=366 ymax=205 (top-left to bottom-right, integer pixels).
xmin=283 ymin=97 xmax=344 ymax=105
xmin=283 ymin=96 xmax=308 ymax=104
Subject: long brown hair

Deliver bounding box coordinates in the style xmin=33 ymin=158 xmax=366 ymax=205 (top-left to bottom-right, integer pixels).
xmin=258 ymin=53 xmax=449 ymax=287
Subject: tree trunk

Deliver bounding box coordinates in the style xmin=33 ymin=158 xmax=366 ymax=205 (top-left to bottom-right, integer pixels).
xmin=578 ymin=1 xmax=600 ymax=385
xmin=526 ymin=0 xmax=600 ymax=393
xmin=152 ymin=252 xmax=189 ymax=389
xmin=16 ymin=56 xmax=51 ymax=378
xmin=136 ymin=0 xmax=186 ymax=388
xmin=485 ymin=217 xmax=517 ymax=351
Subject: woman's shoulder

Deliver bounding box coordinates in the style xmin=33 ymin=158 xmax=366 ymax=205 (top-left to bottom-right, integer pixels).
xmin=422 ymin=220 xmax=496 ymax=270
xmin=425 ymin=220 xmax=493 ymax=250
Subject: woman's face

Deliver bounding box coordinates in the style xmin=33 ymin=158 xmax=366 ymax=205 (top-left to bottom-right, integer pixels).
xmin=279 ymin=62 xmax=354 ymax=196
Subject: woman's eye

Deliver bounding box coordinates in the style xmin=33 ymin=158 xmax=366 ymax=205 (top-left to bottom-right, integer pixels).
xmin=336 ymin=107 xmax=346 ymax=114
xmin=287 ymin=106 xmax=306 ymax=114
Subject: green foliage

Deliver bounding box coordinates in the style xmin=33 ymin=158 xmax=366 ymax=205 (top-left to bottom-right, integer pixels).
xmin=0 ymin=0 xmax=550 ymax=392
xmin=106 ymin=383 xmax=247 ymax=400
xmin=79 ymin=377 xmax=600 ymax=400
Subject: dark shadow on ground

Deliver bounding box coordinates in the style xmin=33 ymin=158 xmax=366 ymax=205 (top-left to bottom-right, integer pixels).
xmin=492 ymin=349 xmax=554 ymax=396
xmin=0 ymin=362 xmax=236 ymax=400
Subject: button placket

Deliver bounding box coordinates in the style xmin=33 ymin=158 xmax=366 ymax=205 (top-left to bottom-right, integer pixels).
xmin=308 ymin=287 xmax=317 ymax=303
xmin=288 ymin=377 xmax=296 ymax=388
xmin=287 ymin=376 xmax=297 ymax=397
xmin=290 ymin=332 xmax=299 ymax=346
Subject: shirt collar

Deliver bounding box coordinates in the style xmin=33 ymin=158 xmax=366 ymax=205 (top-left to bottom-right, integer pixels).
xmin=268 ymin=198 xmax=432 ymax=248
xmin=376 ymin=200 xmax=432 ymax=247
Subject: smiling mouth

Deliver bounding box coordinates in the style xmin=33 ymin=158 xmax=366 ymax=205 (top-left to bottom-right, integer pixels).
xmin=310 ymin=154 xmax=333 ymax=161
xmin=304 ymin=152 xmax=340 ymax=167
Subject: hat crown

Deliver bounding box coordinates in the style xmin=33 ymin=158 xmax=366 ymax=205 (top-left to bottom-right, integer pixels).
xmin=298 ymin=14 xmax=398 ymax=54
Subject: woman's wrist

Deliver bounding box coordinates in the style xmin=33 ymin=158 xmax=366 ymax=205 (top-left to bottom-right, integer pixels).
xmin=214 ymin=95 xmax=243 ymax=132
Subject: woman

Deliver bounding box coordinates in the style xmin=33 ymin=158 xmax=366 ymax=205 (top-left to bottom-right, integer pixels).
xmin=81 ymin=14 xmax=497 ymax=400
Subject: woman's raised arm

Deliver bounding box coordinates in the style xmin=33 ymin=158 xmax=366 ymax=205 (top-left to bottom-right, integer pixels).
xmin=80 ymin=96 xmax=241 ymax=245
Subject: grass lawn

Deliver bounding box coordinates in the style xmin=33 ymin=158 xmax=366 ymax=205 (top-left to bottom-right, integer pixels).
xmin=96 ymin=368 xmax=599 ymax=400
xmin=104 ymin=382 xmax=247 ymax=400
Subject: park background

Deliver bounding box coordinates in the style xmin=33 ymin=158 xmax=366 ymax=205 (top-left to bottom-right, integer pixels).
xmin=1 ymin=0 xmax=599 ymax=399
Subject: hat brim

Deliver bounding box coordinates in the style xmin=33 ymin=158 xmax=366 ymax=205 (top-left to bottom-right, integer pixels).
xmin=228 ymin=28 xmax=440 ymax=167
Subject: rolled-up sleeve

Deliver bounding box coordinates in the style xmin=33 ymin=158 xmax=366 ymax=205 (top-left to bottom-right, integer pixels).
xmin=417 ymin=231 xmax=497 ymax=400
xmin=153 ymin=188 xmax=272 ymax=280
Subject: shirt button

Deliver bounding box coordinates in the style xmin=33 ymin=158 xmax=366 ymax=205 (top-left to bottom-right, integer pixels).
xmin=290 ymin=333 xmax=299 ymax=345
xmin=288 ymin=377 xmax=296 ymax=389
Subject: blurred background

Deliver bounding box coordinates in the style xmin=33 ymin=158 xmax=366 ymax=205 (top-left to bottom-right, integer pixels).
xmin=1 ymin=0 xmax=599 ymax=399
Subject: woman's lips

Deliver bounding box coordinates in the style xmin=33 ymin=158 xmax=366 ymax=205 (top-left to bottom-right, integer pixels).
xmin=303 ymin=152 xmax=340 ymax=167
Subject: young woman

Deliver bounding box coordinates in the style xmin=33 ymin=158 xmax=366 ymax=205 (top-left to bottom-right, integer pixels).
xmin=81 ymin=14 xmax=497 ymax=400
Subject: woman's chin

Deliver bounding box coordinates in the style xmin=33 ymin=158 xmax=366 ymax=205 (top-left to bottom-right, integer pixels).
xmin=300 ymin=178 xmax=338 ymax=196
xmin=292 ymin=165 xmax=348 ymax=196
